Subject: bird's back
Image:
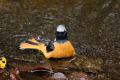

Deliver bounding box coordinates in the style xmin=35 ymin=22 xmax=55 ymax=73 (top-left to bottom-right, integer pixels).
xmin=47 ymin=41 xmax=75 ymax=58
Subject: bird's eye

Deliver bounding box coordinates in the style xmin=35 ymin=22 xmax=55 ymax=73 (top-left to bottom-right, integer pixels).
xmin=2 ymin=61 xmax=5 ymax=63
xmin=0 ymin=58 xmax=2 ymax=60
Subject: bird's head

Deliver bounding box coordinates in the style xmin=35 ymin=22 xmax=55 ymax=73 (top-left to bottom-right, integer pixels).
xmin=55 ymin=25 xmax=68 ymax=43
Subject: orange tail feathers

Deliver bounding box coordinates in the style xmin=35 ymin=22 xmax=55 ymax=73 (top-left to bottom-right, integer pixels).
xmin=28 ymin=37 xmax=40 ymax=43
xmin=19 ymin=41 xmax=39 ymax=50
xmin=20 ymin=41 xmax=46 ymax=52
xmin=19 ymin=38 xmax=46 ymax=53
xmin=19 ymin=41 xmax=50 ymax=58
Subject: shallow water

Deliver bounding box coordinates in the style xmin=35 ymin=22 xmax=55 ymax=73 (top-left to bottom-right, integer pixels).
xmin=0 ymin=0 xmax=120 ymax=80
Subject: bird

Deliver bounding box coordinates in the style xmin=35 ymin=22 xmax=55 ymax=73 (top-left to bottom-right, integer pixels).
xmin=0 ymin=57 xmax=7 ymax=69
xmin=19 ymin=25 xmax=76 ymax=59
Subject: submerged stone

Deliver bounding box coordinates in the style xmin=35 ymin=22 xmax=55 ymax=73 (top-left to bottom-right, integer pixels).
xmin=52 ymin=72 xmax=67 ymax=79
xmin=72 ymin=55 xmax=103 ymax=73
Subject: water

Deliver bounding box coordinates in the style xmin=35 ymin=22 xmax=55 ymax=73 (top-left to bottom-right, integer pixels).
xmin=0 ymin=0 xmax=120 ymax=79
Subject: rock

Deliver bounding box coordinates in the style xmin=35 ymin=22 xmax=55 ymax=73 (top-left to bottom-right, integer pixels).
xmin=72 ymin=55 xmax=103 ymax=73
xmin=52 ymin=72 xmax=67 ymax=80
xmin=10 ymin=68 xmax=21 ymax=80
xmin=10 ymin=62 xmax=52 ymax=72
xmin=0 ymin=69 xmax=9 ymax=80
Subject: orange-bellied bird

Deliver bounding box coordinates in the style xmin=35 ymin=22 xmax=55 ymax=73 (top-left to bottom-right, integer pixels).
xmin=19 ymin=25 xmax=76 ymax=59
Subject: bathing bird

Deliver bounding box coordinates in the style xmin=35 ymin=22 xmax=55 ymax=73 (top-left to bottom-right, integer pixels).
xmin=0 ymin=57 xmax=7 ymax=69
xmin=19 ymin=25 xmax=76 ymax=59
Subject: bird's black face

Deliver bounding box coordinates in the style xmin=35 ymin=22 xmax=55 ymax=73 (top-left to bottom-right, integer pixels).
xmin=55 ymin=31 xmax=67 ymax=43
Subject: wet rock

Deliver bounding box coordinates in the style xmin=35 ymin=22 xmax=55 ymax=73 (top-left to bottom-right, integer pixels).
xmin=31 ymin=64 xmax=53 ymax=73
xmin=52 ymin=72 xmax=67 ymax=80
xmin=68 ymin=72 xmax=92 ymax=80
xmin=72 ymin=55 xmax=102 ymax=73
xmin=8 ymin=63 xmax=52 ymax=80
xmin=10 ymin=68 xmax=21 ymax=80
xmin=0 ymin=69 xmax=9 ymax=80
xmin=10 ymin=62 xmax=52 ymax=72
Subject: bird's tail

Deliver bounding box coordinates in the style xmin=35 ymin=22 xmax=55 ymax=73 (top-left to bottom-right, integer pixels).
xmin=19 ymin=38 xmax=46 ymax=53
